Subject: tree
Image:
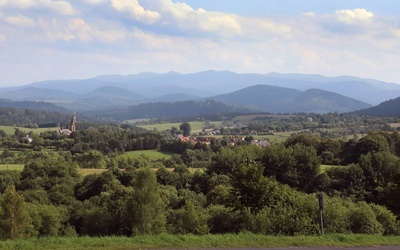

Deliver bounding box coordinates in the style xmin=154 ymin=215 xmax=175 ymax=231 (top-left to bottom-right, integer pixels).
xmin=262 ymin=144 xmax=321 ymax=192
xmin=229 ymin=163 xmax=279 ymax=213
xmin=127 ymin=168 xmax=166 ymax=235
xmin=0 ymin=186 xmax=29 ymax=239
xmin=180 ymin=122 xmax=191 ymax=136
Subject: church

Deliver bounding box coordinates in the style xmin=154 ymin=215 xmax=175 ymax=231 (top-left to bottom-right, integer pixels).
xmin=57 ymin=112 xmax=77 ymax=136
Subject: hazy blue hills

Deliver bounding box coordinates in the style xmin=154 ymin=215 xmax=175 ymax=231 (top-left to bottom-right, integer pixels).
xmin=210 ymin=85 xmax=370 ymax=114
xmin=0 ymin=87 xmax=75 ymax=101
xmin=353 ymin=96 xmax=400 ymax=117
xmin=16 ymin=70 xmax=400 ymax=105
xmin=0 ymin=70 xmax=399 ymax=116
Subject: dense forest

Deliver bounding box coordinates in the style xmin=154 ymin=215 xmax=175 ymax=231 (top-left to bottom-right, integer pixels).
xmin=1 ymin=110 xmax=400 ymax=239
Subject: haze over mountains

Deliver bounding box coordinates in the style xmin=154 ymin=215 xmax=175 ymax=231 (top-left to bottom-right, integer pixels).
xmin=0 ymin=70 xmax=399 ymax=118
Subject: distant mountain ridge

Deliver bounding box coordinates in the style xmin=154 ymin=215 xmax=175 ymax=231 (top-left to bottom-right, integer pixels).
xmin=209 ymin=85 xmax=370 ymax=114
xmin=0 ymin=70 xmax=398 ymax=116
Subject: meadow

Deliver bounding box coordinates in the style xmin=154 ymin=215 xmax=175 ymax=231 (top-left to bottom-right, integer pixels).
xmin=122 ymin=149 xmax=173 ymax=160
xmin=138 ymin=121 xmax=223 ymax=134
xmin=0 ymin=234 xmax=400 ymax=250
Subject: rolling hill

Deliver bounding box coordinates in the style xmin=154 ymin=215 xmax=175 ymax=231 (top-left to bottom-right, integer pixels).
xmin=0 ymin=99 xmax=68 ymax=113
xmin=352 ymin=96 xmax=400 ymax=117
xmin=93 ymin=99 xmax=258 ymax=120
xmin=209 ymin=85 xmax=370 ymax=114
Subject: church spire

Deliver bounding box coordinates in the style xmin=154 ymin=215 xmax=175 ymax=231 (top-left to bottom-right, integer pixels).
xmin=70 ymin=112 xmax=77 ymax=132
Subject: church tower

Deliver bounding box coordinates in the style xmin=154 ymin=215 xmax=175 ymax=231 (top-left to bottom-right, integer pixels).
xmin=70 ymin=112 xmax=77 ymax=132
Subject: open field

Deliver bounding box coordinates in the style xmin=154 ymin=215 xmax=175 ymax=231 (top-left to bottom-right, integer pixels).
xmin=0 ymin=164 xmax=24 ymax=171
xmin=78 ymin=168 xmax=107 ymax=176
xmin=0 ymin=126 xmax=58 ymax=135
xmin=1 ymin=234 xmax=400 ymax=250
xmin=234 ymin=114 xmax=296 ymax=122
xmin=389 ymin=123 xmax=400 ymax=129
xmin=253 ymin=131 xmax=293 ymax=143
xmin=122 ymin=149 xmax=173 ymax=160
xmin=139 ymin=121 xmax=223 ymax=134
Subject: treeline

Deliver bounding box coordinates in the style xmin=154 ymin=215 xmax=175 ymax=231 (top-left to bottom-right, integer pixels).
xmin=0 ymin=107 xmax=72 ymax=127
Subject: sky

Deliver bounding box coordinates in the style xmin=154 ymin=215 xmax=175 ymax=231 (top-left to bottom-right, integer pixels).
xmin=1 ymin=0 xmax=400 ymax=87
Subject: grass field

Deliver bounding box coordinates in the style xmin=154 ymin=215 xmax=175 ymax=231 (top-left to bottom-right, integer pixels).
xmin=139 ymin=121 xmax=223 ymax=134
xmin=253 ymin=131 xmax=293 ymax=143
xmin=0 ymin=164 xmax=24 ymax=171
xmin=78 ymin=168 xmax=107 ymax=176
xmin=1 ymin=234 xmax=400 ymax=250
xmin=0 ymin=126 xmax=58 ymax=135
xmin=122 ymin=150 xmax=173 ymax=160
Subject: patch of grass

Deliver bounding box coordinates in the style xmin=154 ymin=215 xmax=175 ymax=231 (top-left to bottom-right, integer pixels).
xmin=122 ymin=150 xmax=173 ymax=160
xmin=1 ymin=234 xmax=400 ymax=250
xmin=320 ymin=164 xmax=347 ymax=173
xmin=0 ymin=164 xmax=24 ymax=171
xmin=78 ymin=168 xmax=107 ymax=176
xmin=253 ymin=131 xmax=293 ymax=143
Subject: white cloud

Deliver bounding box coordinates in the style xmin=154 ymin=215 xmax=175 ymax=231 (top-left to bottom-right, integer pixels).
xmin=0 ymin=34 xmax=5 ymax=42
xmin=132 ymin=28 xmax=174 ymax=50
xmin=154 ymin=0 xmax=242 ymax=37
xmin=5 ymin=14 xmax=35 ymax=27
xmin=0 ymin=0 xmax=76 ymax=15
xmin=37 ymin=17 xmax=126 ymax=43
xmin=198 ymin=15 xmax=241 ymax=36
xmin=111 ymin=0 xmax=161 ymax=24
xmin=334 ymin=8 xmax=374 ymax=24
xmin=82 ymin=0 xmax=107 ymax=5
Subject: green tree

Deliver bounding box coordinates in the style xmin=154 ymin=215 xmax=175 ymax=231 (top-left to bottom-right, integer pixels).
xmin=179 ymin=122 xmax=191 ymax=136
xmin=127 ymin=168 xmax=166 ymax=235
xmin=0 ymin=186 xmax=29 ymax=239
xmin=230 ymin=163 xmax=282 ymax=213
xmin=263 ymin=144 xmax=321 ymax=192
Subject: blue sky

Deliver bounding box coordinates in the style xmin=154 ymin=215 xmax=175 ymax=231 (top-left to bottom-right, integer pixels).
xmin=1 ymin=0 xmax=400 ymax=86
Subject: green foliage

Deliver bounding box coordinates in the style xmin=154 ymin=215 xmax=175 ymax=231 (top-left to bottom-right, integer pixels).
xmin=179 ymin=122 xmax=192 ymax=136
xmin=348 ymin=202 xmax=384 ymax=234
xmin=73 ymin=150 xmax=107 ymax=169
xmin=167 ymin=201 xmax=209 ymax=235
xmin=127 ymin=168 xmax=166 ymax=235
xmin=26 ymin=203 xmax=69 ymax=237
xmin=0 ymin=185 xmax=29 ymax=239
xmin=263 ymin=143 xmax=321 ymax=192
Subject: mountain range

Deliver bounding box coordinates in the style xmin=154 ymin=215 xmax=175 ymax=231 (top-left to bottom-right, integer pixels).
xmin=0 ymin=70 xmax=399 ymax=118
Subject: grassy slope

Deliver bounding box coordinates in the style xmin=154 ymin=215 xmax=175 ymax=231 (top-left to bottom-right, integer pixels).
xmin=122 ymin=149 xmax=173 ymax=160
xmin=1 ymin=234 xmax=400 ymax=250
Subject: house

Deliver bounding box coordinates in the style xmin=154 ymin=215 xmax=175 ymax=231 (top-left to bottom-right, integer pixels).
xmin=251 ymin=139 xmax=270 ymax=147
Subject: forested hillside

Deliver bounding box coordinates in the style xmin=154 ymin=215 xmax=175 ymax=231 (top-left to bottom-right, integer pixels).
xmin=353 ymin=96 xmax=400 ymax=117
xmin=210 ymin=85 xmax=370 ymax=113
xmin=0 ymin=99 xmax=68 ymax=113
xmin=93 ymin=99 xmax=257 ymax=120
xmin=0 ymin=107 xmax=73 ymax=127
